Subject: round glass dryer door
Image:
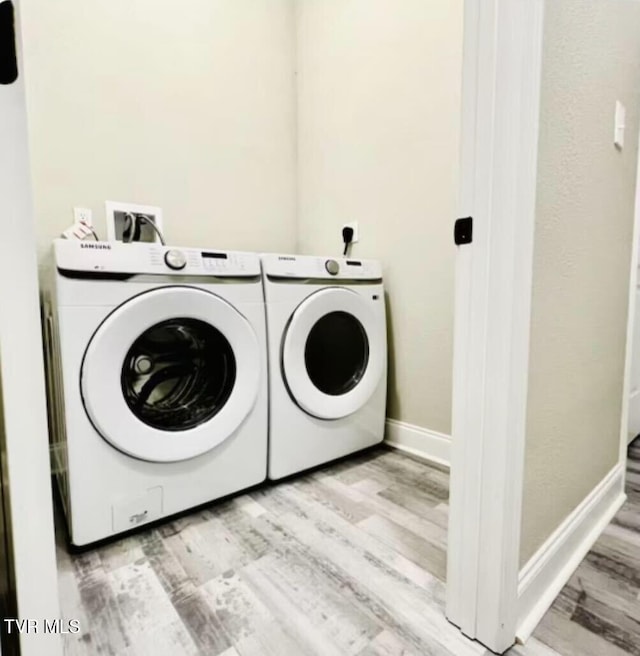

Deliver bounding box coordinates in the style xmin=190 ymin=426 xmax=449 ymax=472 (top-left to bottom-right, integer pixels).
xmin=282 ymin=288 xmax=385 ymax=419
xmin=81 ymin=286 xmax=260 ymax=462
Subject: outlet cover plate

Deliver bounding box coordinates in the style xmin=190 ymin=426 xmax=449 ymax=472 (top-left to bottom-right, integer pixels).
xmin=105 ymin=201 xmax=163 ymax=243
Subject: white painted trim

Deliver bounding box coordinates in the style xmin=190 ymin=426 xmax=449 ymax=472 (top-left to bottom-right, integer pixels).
xmin=621 ymin=130 xmax=640 ymax=449
xmin=384 ymin=419 xmax=451 ymax=469
xmin=446 ymin=0 xmax=545 ymax=652
xmin=516 ymin=464 xmax=626 ymax=643
xmin=0 ymin=3 xmax=62 ymax=654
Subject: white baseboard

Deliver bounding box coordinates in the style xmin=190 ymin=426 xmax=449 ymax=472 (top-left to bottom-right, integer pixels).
xmin=516 ymin=463 xmax=626 ymax=642
xmin=384 ymin=419 xmax=451 ymax=469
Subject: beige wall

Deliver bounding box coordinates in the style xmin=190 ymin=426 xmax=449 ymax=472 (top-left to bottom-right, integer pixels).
xmin=20 ymin=0 xmax=297 ymax=261
xmin=521 ymin=0 xmax=640 ymax=566
xmin=296 ymin=0 xmax=463 ymax=433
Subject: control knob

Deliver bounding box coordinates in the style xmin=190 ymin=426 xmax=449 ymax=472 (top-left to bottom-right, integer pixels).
xmin=164 ymin=249 xmax=187 ymax=271
xmin=325 ymin=259 xmax=340 ymax=275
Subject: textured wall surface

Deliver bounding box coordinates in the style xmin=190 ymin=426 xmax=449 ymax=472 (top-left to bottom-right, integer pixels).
xmin=20 ymin=0 xmax=297 ymax=261
xmin=521 ymin=0 xmax=640 ymax=566
xmin=296 ymin=0 xmax=463 ymax=433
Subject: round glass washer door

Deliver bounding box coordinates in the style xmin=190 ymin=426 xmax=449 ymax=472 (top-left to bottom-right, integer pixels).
xmin=282 ymin=288 xmax=385 ymax=419
xmin=81 ymin=286 xmax=260 ymax=462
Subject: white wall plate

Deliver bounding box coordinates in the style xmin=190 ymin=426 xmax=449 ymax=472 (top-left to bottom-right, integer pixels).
xmin=105 ymin=201 xmax=164 ymax=243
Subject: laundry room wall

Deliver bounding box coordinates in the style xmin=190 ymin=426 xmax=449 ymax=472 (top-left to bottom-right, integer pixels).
xmin=19 ymin=0 xmax=297 ymax=262
xmin=520 ymin=0 xmax=640 ymax=567
xmin=295 ymin=0 xmax=463 ymax=437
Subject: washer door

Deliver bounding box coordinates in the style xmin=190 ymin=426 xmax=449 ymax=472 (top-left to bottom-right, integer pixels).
xmin=282 ymin=288 xmax=384 ymax=419
xmin=81 ymin=286 xmax=260 ymax=462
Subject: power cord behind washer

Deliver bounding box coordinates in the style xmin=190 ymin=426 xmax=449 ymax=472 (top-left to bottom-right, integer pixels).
xmin=122 ymin=212 xmax=166 ymax=245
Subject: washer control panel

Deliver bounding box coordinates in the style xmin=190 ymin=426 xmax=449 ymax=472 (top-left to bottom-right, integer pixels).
xmin=262 ymin=253 xmax=382 ymax=281
xmin=54 ymin=239 xmax=261 ymax=278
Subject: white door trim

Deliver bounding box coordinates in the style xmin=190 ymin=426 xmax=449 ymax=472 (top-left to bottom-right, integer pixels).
xmin=622 ymin=130 xmax=640 ymax=448
xmin=446 ymin=0 xmax=545 ymax=652
xmin=0 ymin=2 xmax=62 ymax=654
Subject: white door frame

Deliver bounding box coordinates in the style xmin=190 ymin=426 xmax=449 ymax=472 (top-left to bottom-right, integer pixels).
xmin=0 ymin=2 xmax=61 ymax=654
xmin=446 ymin=0 xmax=545 ymax=652
xmin=622 ymin=130 xmax=640 ymax=447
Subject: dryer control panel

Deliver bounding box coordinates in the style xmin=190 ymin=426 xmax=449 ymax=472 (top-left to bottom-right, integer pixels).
xmin=261 ymin=253 xmax=382 ymax=281
xmin=53 ymin=239 xmax=261 ymax=277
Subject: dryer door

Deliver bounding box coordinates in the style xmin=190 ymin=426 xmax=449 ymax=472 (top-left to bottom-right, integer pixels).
xmin=81 ymin=286 xmax=260 ymax=462
xmin=282 ymin=288 xmax=385 ymax=419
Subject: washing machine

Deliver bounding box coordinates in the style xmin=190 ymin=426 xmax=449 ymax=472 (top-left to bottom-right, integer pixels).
xmin=261 ymin=253 xmax=387 ymax=479
xmin=44 ymin=239 xmax=268 ymax=546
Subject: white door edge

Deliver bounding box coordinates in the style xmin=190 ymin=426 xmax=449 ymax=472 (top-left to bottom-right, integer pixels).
xmin=0 ymin=2 xmax=62 ymax=654
xmin=446 ymin=0 xmax=545 ymax=652
xmin=622 ymin=130 xmax=640 ymax=449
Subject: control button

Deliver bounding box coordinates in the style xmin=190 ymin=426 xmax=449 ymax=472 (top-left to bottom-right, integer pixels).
xmin=164 ymin=249 xmax=187 ymax=270
xmin=325 ymin=259 xmax=340 ymax=275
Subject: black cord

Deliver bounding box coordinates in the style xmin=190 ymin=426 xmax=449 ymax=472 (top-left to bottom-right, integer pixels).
xmin=342 ymin=226 xmax=354 ymax=257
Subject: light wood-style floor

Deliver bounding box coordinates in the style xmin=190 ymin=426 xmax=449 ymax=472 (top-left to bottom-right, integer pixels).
xmin=56 ymin=442 xmax=640 ymax=655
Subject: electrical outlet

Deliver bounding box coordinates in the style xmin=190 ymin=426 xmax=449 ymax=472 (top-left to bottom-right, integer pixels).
xmin=105 ymin=201 xmax=163 ymax=243
xmin=73 ymin=207 xmax=92 ymax=226
xmin=343 ymin=221 xmax=359 ymax=244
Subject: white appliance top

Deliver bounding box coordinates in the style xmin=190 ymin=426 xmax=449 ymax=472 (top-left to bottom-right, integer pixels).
xmin=53 ymin=239 xmax=261 ymax=277
xmin=261 ymin=253 xmax=382 ymax=281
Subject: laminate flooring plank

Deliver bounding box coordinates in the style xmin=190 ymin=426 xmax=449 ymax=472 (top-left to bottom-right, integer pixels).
xmin=535 ymin=608 xmax=633 ymax=656
xmin=366 ymin=452 xmax=450 ymax=500
xmin=294 ymin=475 xmax=373 ymax=523
xmin=217 ymin=497 xmax=385 ymax=654
xmin=356 ymin=629 xmax=419 ymax=656
xmin=273 ymin=486 xmax=479 ymax=656
xmin=108 ymin=560 xmax=199 ymax=656
xmin=584 ymin=535 xmax=640 ymax=589
xmin=139 ymin=529 xmax=233 ymax=654
xmin=506 ymin=637 xmax=563 ymax=656
xmin=161 ymin=510 xmax=254 ymax=588
xmin=68 ymin=550 xmax=131 ymax=655
xmin=316 ymin=474 xmax=448 ymax=549
xmin=240 ymin=490 xmax=442 ymax=653
xmin=241 ymin=553 xmax=361 ymax=656
xmin=570 ymin=591 xmax=640 ymax=656
xmin=378 ymin=481 xmax=445 ymax=517
xmin=218 ymin=648 xmax=241 ymax=656
xmin=199 ymin=570 xmax=274 ymax=645
xmin=56 ymin=539 xmax=94 ymax=656
xmin=233 ymin=620 xmax=309 ymax=656
xmin=351 ymin=479 xmax=388 ymax=496
xmin=97 ymin=534 xmax=145 ymax=573
xmin=273 ymin=482 xmax=446 ymax=602
xmin=565 ymin=559 xmax=640 ymax=619
xmin=357 ymin=514 xmax=447 ymax=582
